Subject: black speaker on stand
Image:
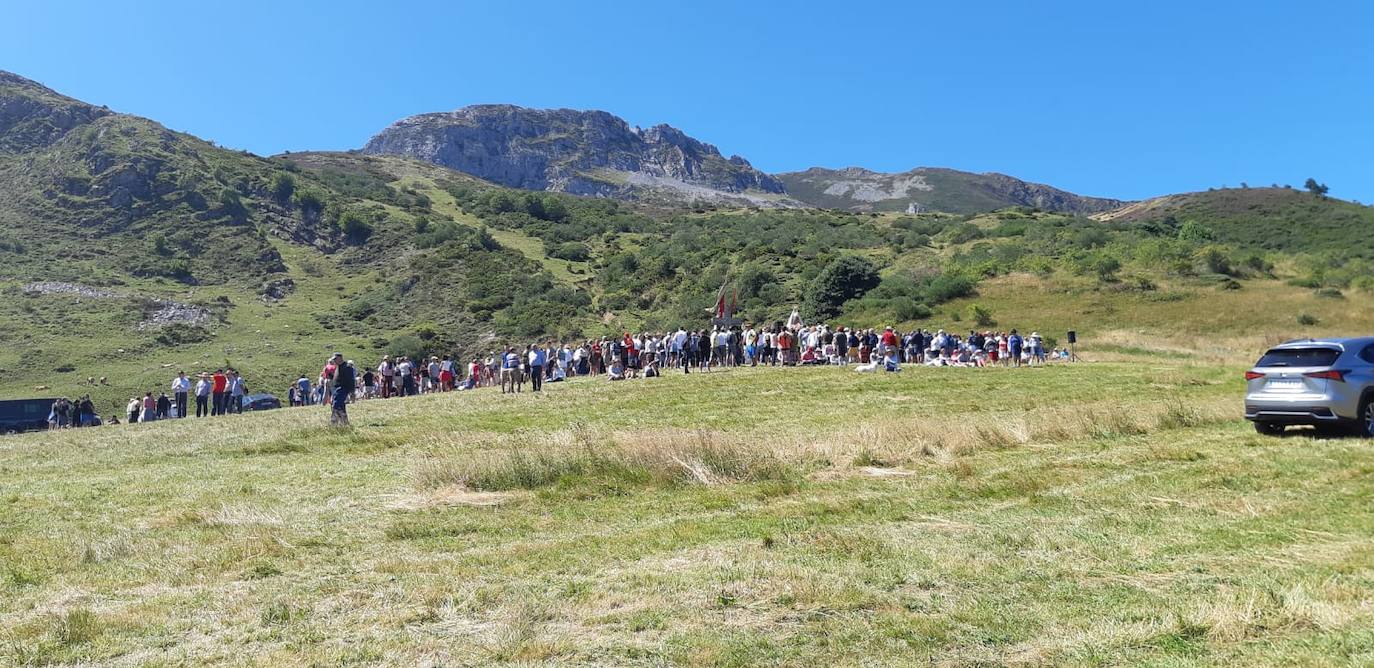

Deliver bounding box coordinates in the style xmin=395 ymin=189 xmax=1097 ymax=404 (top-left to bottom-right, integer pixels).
xmin=1067 ymin=330 xmax=1080 ymax=362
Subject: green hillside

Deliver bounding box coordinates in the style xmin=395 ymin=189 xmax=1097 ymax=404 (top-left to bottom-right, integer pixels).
xmin=1097 ymin=187 xmax=1374 ymax=263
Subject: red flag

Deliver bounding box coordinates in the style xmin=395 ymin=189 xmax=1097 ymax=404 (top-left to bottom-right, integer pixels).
xmin=729 ymin=287 xmax=738 ymax=318
xmin=714 ymin=282 xmax=727 ymax=318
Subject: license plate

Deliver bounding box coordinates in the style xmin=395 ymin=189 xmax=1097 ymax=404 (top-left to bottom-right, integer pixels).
xmin=1267 ymin=379 xmax=1302 ymax=389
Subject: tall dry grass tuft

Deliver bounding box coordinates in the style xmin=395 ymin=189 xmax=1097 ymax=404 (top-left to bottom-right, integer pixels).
xmin=414 ymin=427 xmax=795 ymax=492
xmin=1186 ymin=583 xmax=1366 ymax=643
xmin=79 ymin=533 xmax=134 ymax=564
xmin=52 ymin=608 xmax=102 ymax=646
xmin=411 ymin=398 xmax=1237 ymax=493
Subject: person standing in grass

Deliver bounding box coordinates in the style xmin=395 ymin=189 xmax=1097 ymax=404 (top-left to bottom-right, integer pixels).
xmin=127 ymin=397 xmax=141 ymax=424
xmin=329 ymin=353 xmax=356 ymax=427
xmin=377 ymin=356 xmax=394 ymax=399
xmin=361 ymin=367 xmax=376 ymax=398
xmin=500 ymin=347 xmax=520 ymax=393
xmin=400 ymin=357 xmax=418 ymax=396
xmin=171 ymin=371 xmax=191 ymax=419
xmin=468 ymin=357 xmax=483 ymax=389
xmin=322 ymin=357 xmax=338 ymax=404
xmin=1008 ymin=329 xmax=1024 ymax=368
xmin=528 ymin=344 xmax=546 ymax=392
xmin=228 ymin=370 xmax=247 ymax=414
xmin=880 ymin=326 xmax=899 ymax=360
xmin=194 ymin=373 xmax=211 ymax=417
xmin=438 ymin=355 xmax=454 ymax=391
xmin=292 ymin=374 xmax=310 ymax=406
xmin=80 ymin=396 xmax=96 ymax=426
xmin=210 ymin=369 xmax=228 ymax=416
xmin=141 ymin=392 xmax=157 ymax=423
xmin=156 ymin=392 xmax=171 ymax=420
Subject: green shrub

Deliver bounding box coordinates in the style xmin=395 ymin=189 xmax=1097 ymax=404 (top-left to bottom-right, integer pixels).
xmin=967 ymin=303 xmax=996 ymax=327
xmin=548 ymin=241 xmax=591 ymax=261
xmin=805 ymin=255 xmax=880 ymax=320
xmin=387 ymin=334 xmax=428 ymax=360
xmin=292 ymin=188 xmax=325 ymax=216
xmin=270 ymin=173 xmax=295 ymax=204
xmin=338 ymin=211 xmax=373 ymax=244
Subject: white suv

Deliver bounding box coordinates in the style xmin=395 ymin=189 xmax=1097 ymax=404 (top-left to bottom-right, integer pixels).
xmin=1245 ymin=337 xmax=1374 ymax=436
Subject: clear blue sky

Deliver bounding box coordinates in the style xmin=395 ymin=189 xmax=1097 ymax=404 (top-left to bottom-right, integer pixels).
xmin=4 ymin=0 xmax=1372 ymax=202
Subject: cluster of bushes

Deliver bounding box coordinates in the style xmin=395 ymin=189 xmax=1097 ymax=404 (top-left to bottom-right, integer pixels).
xmin=446 ymin=184 xmax=652 ymax=250
xmin=843 ymin=266 xmax=977 ymax=323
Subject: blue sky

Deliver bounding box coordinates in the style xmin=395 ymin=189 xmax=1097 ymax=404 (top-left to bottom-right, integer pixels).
xmin=4 ymin=0 xmax=1372 ymax=201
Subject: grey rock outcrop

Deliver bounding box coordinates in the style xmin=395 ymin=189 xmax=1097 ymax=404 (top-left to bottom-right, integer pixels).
xmin=362 ymin=105 xmax=789 ymax=205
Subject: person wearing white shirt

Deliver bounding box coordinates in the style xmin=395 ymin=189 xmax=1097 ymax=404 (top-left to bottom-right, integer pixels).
xmin=193 ymin=375 xmax=212 ymax=417
xmin=171 ymin=371 xmax=192 ymax=419
xmin=228 ymin=370 xmax=247 ymax=414
xmin=673 ymin=328 xmax=687 ymax=367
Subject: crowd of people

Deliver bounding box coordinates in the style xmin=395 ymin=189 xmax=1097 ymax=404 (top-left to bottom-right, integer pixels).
xmin=45 ymin=322 xmax=1073 ymax=430
xmin=46 ymin=368 xmax=251 ymax=429
xmin=291 ymin=325 xmax=1071 ymax=405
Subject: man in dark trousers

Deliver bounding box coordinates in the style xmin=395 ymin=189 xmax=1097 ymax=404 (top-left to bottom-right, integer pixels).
xmin=330 ymin=353 xmax=357 ymax=427
xmin=210 ymin=369 xmax=228 ymax=416
xmin=171 ymin=371 xmax=191 ymax=419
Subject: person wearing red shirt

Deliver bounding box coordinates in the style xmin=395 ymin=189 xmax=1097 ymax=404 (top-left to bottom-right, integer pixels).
xmin=321 ymin=359 xmax=337 ymax=406
xmin=880 ymin=326 xmax=899 ymax=356
xmin=210 ymin=369 xmax=228 ymax=416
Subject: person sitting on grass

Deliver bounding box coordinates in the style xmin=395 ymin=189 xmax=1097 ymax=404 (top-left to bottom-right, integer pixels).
xmin=884 ymin=348 xmax=901 ymax=372
xmin=608 ymin=358 xmax=626 ymax=381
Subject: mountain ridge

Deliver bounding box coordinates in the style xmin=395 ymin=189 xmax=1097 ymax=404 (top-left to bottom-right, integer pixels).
xmin=362 ymin=102 xmax=1131 ymax=214
xmin=362 ymin=104 xmax=797 ymax=208
xmin=776 ymin=165 xmax=1126 ymax=215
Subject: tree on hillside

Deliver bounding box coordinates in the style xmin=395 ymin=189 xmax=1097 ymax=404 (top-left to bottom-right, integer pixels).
xmin=270 ymin=173 xmax=296 ymax=204
xmin=1304 ymin=178 xmax=1329 ymax=197
xmin=805 ymin=255 xmax=880 ymax=320
xmin=1177 ymin=221 xmax=1215 ymax=243
xmin=217 ymin=188 xmax=247 ymax=222
xmin=293 ymin=188 xmax=325 ymax=218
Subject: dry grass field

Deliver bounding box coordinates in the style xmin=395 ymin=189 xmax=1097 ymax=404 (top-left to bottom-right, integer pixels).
xmin=3 ymin=361 xmax=1372 ymax=666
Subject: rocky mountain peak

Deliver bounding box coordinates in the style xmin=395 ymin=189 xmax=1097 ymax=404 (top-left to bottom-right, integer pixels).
xmin=0 ymin=70 xmax=112 ymax=152
xmin=362 ymin=105 xmax=787 ymax=205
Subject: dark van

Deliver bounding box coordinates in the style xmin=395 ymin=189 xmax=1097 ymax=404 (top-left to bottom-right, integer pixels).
xmin=0 ymin=398 xmax=58 ymax=434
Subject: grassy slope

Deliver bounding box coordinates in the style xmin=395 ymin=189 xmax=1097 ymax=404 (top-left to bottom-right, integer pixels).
xmin=0 ymin=150 xmax=574 ymax=410
xmin=1096 ymin=187 xmax=1374 ymax=257
xmin=2 ymin=363 xmax=1372 ymax=665
xmin=920 ymin=274 xmax=1374 ymax=363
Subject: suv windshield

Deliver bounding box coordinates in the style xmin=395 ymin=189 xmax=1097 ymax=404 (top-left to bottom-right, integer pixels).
xmin=1255 ymin=348 xmax=1341 ymax=367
